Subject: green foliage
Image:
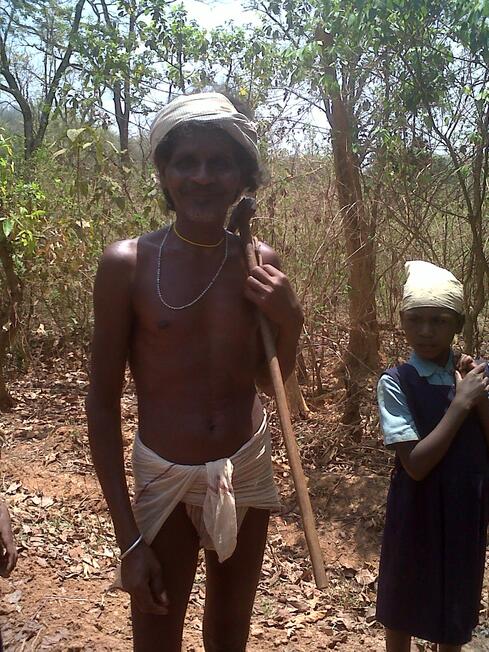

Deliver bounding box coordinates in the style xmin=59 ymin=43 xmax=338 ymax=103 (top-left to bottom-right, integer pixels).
xmin=0 ymin=130 xmax=47 ymax=259
xmin=1 ymin=0 xmax=489 ymax=376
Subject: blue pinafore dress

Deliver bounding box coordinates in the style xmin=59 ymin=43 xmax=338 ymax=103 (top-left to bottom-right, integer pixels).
xmin=376 ymin=363 xmax=489 ymax=645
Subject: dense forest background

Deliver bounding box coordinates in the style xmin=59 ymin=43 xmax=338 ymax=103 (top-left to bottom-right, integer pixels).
xmin=1 ymin=0 xmax=488 ymax=435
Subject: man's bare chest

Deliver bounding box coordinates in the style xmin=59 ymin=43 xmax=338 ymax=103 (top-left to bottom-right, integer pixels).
xmin=131 ymin=250 xmax=257 ymax=346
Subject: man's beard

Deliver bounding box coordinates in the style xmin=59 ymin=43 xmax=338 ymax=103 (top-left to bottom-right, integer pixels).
xmin=181 ymin=197 xmax=228 ymax=224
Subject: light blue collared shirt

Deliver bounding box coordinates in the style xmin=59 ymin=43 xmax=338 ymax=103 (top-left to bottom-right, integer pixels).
xmin=377 ymin=351 xmax=455 ymax=447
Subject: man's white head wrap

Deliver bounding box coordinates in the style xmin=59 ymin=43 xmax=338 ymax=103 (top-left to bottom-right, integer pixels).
xmin=401 ymin=260 xmax=464 ymax=314
xmin=149 ymin=92 xmax=260 ymax=166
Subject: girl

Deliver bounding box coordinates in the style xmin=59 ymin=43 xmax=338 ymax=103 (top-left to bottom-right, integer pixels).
xmin=376 ymin=260 xmax=489 ymax=651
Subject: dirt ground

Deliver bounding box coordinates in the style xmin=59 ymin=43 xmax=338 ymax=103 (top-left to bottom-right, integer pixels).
xmin=1 ymin=362 xmax=489 ymax=651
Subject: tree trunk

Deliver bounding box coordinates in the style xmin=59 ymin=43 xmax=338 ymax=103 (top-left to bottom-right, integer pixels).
xmin=318 ymin=35 xmax=379 ymax=433
xmin=0 ymin=237 xmax=22 ymax=411
xmin=110 ymin=9 xmax=135 ymax=167
xmin=331 ymin=101 xmax=379 ymax=430
xmin=114 ymin=81 xmax=131 ymax=166
xmin=0 ymin=325 xmax=15 ymax=410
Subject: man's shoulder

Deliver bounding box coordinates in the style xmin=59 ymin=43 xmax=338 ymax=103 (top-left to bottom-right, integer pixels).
xmin=102 ymin=237 xmax=138 ymax=265
xmin=100 ymin=229 xmax=163 ymax=265
xmin=96 ymin=238 xmax=140 ymax=291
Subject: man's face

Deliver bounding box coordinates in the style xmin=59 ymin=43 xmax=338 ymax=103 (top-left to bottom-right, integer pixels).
xmin=400 ymin=306 xmax=463 ymax=366
xmin=158 ymin=129 xmax=244 ymax=225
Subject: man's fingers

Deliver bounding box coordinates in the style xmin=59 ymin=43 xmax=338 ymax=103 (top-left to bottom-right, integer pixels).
xmin=149 ymin=568 xmax=169 ymax=608
xmin=134 ymin=583 xmax=168 ymax=615
xmin=258 ymin=263 xmax=281 ymax=276
xmin=246 ymin=275 xmax=271 ymax=294
xmin=243 ymin=284 xmax=269 ymax=307
xmin=4 ymin=541 xmax=17 ymax=575
xmin=249 ymin=266 xmax=274 ymax=284
xmin=5 ymin=551 xmax=17 ymax=575
xmin=249 ymin=264 xmax=284 ymax=284
xmin=455 ymin=370 xmax=462 ymax=386
xmin=0 ymin=552 xmax=15 ymax=578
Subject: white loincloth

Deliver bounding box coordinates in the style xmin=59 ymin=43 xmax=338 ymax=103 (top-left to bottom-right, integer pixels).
xmin=115 ymin=413 xmax=280 ymax=590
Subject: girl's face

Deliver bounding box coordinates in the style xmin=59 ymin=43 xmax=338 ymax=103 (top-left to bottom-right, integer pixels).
xmin=158 ymin=130 xmax=244 ymax=226
xmin=400 ymin=307 xmax=464 ymax=366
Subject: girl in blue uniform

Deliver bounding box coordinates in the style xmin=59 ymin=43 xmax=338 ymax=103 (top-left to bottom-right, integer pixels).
xmin=376 ymin=260 xmax=489 ymax=652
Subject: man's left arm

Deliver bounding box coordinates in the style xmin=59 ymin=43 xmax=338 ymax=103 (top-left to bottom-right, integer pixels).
xmin=244 ymin=243 xmax=303 ymax=395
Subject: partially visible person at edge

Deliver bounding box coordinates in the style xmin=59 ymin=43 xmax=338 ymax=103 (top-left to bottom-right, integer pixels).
xmin=376 ymin=260 xmax=489 ymax=652
xmin=85 ymin=92 xmax=303 ymax=652
xmin=0 ymin=499 xmax=18 ymax=652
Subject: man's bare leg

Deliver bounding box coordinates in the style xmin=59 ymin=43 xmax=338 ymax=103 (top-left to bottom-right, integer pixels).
xmin=385 ymin=628 xmax=411 ymax=652
xmin=202 ymin=507 xmax=270 ymax=652
xmin=131 ymin=503 xmax=200 ymax=652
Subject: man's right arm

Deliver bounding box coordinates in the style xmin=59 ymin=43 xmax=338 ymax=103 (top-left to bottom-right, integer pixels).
xmin=86 ymin=240 xmax=139 ymax=552
xmin=86 ymin=240 xmax=167 ymax=614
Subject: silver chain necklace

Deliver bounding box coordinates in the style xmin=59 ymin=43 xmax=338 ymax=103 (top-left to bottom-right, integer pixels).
xmin=156 ymin=224 xmax=229 ymax=311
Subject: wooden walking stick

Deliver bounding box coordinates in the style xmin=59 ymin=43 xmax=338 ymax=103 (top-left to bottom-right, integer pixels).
xmin=230 ymin=198 xmax=327 ymax=589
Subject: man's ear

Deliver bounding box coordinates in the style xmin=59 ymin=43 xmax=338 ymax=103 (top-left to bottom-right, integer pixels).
xmin=155 ymin=158 xmax=166 ymax=183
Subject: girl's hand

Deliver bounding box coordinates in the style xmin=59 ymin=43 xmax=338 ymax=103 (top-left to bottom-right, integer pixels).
xmin=454 ymin=363 xmax=489 ymax=411
xmin=0 ymin=501 xmax=17 ymax=577
xmin=456 ymin=353 xmax=476 ymax=377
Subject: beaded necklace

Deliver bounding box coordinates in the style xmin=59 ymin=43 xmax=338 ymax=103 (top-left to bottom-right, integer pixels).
xmin=156 ymin=224 xmax=228 ymax=311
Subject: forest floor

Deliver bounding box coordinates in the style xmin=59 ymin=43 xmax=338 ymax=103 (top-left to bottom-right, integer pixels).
xmin=1 ymin=360 xmax=489 ymax=651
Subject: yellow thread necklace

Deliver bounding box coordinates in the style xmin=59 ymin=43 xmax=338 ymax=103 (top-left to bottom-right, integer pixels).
xmin=173 ymin=222 xmax=224 ymax=248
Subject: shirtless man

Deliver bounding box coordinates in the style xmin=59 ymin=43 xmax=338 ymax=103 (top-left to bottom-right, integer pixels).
xmin=0 ymin=498 xmax=17 ymax=652
xmin=86 ymin=93 xmax=303 ymax=651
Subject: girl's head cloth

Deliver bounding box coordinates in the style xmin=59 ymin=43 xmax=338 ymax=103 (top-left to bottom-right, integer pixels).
xmin=401 ymin=260 xmax=464 ymax=315
xmin=149 ymin=92 xmax=260 ymax=165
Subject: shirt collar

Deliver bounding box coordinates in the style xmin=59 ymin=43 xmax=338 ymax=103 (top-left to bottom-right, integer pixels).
xmin=408 ymin=350 xmax=454 ymax=377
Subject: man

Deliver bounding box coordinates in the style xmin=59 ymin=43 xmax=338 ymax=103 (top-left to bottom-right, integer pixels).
xmin=0 ymin=498 xmax=17 ymax=652
xmin=86 ymin=92 xmax=303 ymax=651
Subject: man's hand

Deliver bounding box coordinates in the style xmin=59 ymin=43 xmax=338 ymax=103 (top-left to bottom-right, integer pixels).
xmin=0 ymin=501 xmax=17 ymax=577
xmin=121 ymin=542 xmax=169 ymax=615
xmin=245 ymin=264 xmax=303 ymax=329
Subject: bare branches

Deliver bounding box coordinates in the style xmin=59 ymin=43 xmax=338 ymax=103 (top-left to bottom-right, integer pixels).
xmin=0 ymin=0 xmax=86 ymax=158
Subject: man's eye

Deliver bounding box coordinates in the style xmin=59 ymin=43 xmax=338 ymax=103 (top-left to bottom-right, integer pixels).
xmin=211 ymin=157 xmax=231 ymax=170
xmin=175 ymin=156 xmax=195 ymax=169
